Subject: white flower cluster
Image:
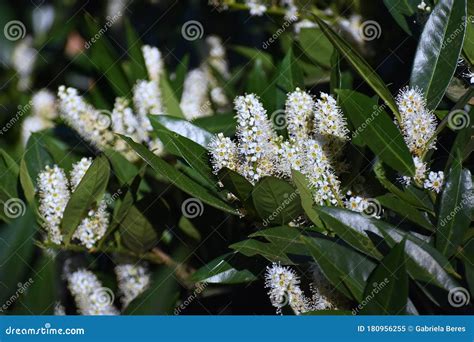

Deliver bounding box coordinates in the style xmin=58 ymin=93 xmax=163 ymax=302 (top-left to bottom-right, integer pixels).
xmin=67 ymin=269 xmax=119 ymax=315
xmin=417 ymin=1 xmax=431 ymax=12
xmin=180 ymin=69 xmax=212 ymax=120
xmin=210 ymin=89 xmax=347 ymax=206
xmin=265 ymin=263 xmax=336 ymax=315
xmin=22 ymin=89 xmax=58 ymax=145
xmin=396 ymin=87 xmax=443 ymax=193
xmin=37 ymin=165 xmax=70 ymax=244
xmin=37 ymin=157 xmax=110 ymax=248
xmin=142 ymin=45 xmax=163 ymax=81
xmin=115 ymin=263 xmax=151 ymax=308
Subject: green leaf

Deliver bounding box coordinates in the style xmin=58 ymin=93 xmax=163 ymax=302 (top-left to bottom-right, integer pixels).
xmin=246 ymin=59 xmax=270 ymax=102
xmin=302 ymin=236 xmax=376 ymax=301
xmin=314 ymin=15 xmax=399 ymax=118
xmin=121 ymin=135 xmax=239 ymax=215
xmin=160 ymin=73 xmax=185 ymax=118
xmin=383 ymin=0 xmax=417 ymax=35
xmin=317 ymin=207 xmax=383 ymax=259
xmin=104 ymin=149 xmax=139 ymax=186
xmin=360 ymin=240 xmax=408 ymax=315
xmin=170 ymin=54 xmax=189 ymax=99
xmin=275 ymin=47 xmax=304 ymax=110
xmin=436 ymin=152 xmax=473 ymax=257
xmin=298 ymin=27 xmax=333 ymax=68
xmin=191 ymin=253 xmax=258 ymax=284
xmin=218 ymin=167 xmax=256 ymax=216
xmin=291 ymin=170 xmax=323 ymax=227
xmin=410 ymin=0 xmax=467 ymax=109
xmin=120 ymin=205 xmax=158 ymax=253
xmin=85 ymin=16 xmax=130 ymax=96
xmin=338 ymin=90 xmax=414 ymax=175
xmin=377 ymin=193 xmax=435 ymax=231
xmin=150 ymin=125 xmax=216 ymax=189
xmin=464 ymin=1 xmax=474 ymax=64
xmin=61 ymin=155 xmax=110 ymax=243
xmin=0 ymin=209 xmax=36 ymax=305
xmin=229 ymin=239 xmax=293 ymax=264
xmin=124 ymin=18 xmax=147 ymax=81
xmin=149 ymin=115 xmax=214 ymax=148
xmin=19 ymin=158 xmax=36 ymax=210
xmin=14 ymin=253 xmax=57 ymax=315
xmin=231 ymin=45 xmax=275 ymax=71
xmin=178 ymin=216 xmax=201 ymax=241
xmin=0 ymin=150 xmax=19 ymax=221
xmin=315 ymin=207 xmax=459 ymax=291
xmin=193 ymin=112 xmax=237 ymax=136
xmin=252 ymin=177 xmax=303 ymax=226
xmin=24 ymin=133 xmax=54 ymax=186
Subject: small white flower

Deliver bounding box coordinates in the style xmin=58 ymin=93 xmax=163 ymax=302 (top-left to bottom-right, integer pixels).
xmin=115 ymin=263 xmax=150 ymax=308
xmin=314 ymin=92 xmax=349 ymax=141
xmin=294 ymin=19 xmax=317 ymax=34
xmin=11 ymin=37 xmax=37 ymax=91
xmin=285 ymin=88 xmax=314 ymax=143
xmin=417 ymin=1 xmax=431 ymax=12
xmin=133 ymin=80 xmax=163 ymax=131
xmin=22 ymin=116 xmax=53 ymax=146
xmin=424 ymin=171 xmax=444 ymax=193
xmin=246 ymin=0 xmax=267 ymax=16
xmin=209 ymin=133 xmax=239 ymax=174
xmin=31 ymin=89 xmax=57 ymax=119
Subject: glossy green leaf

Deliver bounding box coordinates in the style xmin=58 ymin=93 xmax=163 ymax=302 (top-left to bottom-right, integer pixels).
xmin=360 ymin=240 xmax=408 ymax=315
xmin=121 ymin=135 xmax=239 ymax=215
xmin=104 ymin=149 xmax=139 ymax=186
xmin=149 ymin=115 xmax=214 ymax=148
xmin=377 ymin=194 xmax=435 ymax=231
xmin=338 ymin=90 xmax=414 ymax=175
xmin=218 ymin=167 xmax=256 ymax=217
xmin=291 ymin=170 xmax=323 ymax=227
xmin=303 ymin=236 xmax=376 ymax=301
xmin=124 ymin=18 xmax=147 ymax=81
xmin=178 ymin=216 xmax=201 ymax=241
xmin=24 ymin=133 xmax=54 ymax=186
xmin=191 ymin=253 xmax=258 ymax=284
xmin=0 ymin=209 xmax=36 ymax=305
xmin=160 ymin=73 xmax=185 ymax=118
xmin=19 ymin=158 xmax=36 ymax=210
xmin=275 ymin=47 xmax=304 ymax=110
xmin=314 ymin=15 xmax=399 ymax=118
xmin=231 ymin=45 xmax=275 ymax=71
xmin=252 ymin=177 xmax=303 ymax=226
xmin=464 ymin=1 xmax=474 ymax=64
xmin=193 ymin=112 xmax=236 ymax=136
xmin=410 ymin=0 xmax=467 ymax=109
xmin=61 ymin=155 xmax=110 ymax=243
xmin=120 ymin=205 xmax=158 ymax=253
xmin=436 ymin=152 xmax=473 ymax=257
xmin=229 ymin=239 xmax=293 ymax=264
xmin=383 ymin=0 xmax=417 ymax=35
xmin=298 ymin=27 xmax=333 ymax=68
xmin=170 ymin=54 xmax=189 ymax=99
